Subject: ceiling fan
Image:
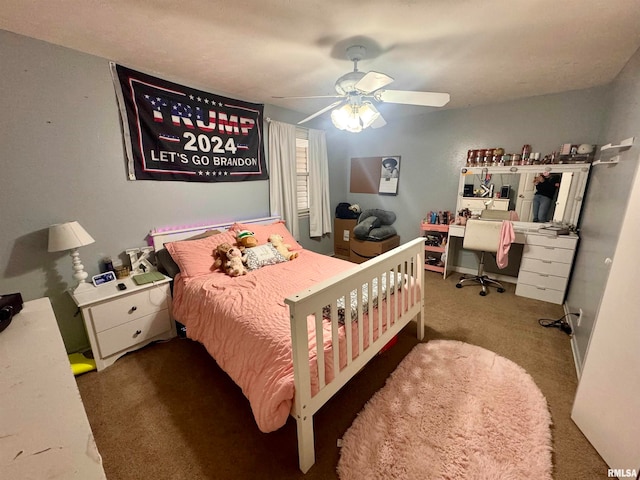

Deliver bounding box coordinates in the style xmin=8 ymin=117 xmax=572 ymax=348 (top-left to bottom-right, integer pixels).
xmin=273 ymin=45 xmax=450 ymax=132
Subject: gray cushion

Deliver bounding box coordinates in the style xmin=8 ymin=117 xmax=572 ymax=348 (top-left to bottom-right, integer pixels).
xmin=353 ymin=215 xmax=381 ymax=240
xmin=367 ymin=225 xmax=397 ymax=241
xmin=357 ymin=209 xmax=396 ymax=225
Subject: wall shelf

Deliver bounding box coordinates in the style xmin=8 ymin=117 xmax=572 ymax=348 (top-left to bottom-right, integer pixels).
xmin=593 ymin=137 xmax=635 ymax=166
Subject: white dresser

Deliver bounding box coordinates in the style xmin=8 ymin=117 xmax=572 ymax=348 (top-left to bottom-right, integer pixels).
xmin=515 ymin=233 xmax=578 ymax=304
xmin=0 ymin=298 xmax=107 ymax=479
xmin=70 ymin=274 xmax=175 ymax=371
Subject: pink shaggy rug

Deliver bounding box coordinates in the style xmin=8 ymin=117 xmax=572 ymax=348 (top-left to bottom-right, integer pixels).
xmin=337 ymin=340 xmax=552 ymax=479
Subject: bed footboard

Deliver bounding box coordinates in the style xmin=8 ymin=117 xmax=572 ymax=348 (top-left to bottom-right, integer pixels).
xmin=285 ymin=237 xmax=425 ymax=473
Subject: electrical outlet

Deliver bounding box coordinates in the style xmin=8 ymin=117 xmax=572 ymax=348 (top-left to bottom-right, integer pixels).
xmin=577 ymin=308 xmax=583 ymax=327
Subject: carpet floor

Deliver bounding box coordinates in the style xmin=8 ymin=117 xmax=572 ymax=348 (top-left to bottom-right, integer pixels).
xmin=76 ymin=272 xmax=609 ymax=479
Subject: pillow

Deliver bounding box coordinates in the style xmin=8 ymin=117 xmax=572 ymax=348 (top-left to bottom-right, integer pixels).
xmin=367 ymin=225 xmax=398 ymax=241
xmin=165 ymin=230 xmax=237 ymax=278
xmin=244 ymin=244 xmax=287 ymax=271
xmin=156 ymin=248 xmax=181 ymax=278
xmin=156 ymin=229 xmax=222 ymax=277
xmin=230 ymin=220 xmax=303 ymax=251
xmin=354 ymin=215 xmax=381 ymax=240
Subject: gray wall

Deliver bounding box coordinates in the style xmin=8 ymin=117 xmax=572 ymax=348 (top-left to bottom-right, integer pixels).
xmin=339 ymin=88 xmax=608 ymax=246
xmin=565 ymin=46 xmax=640 ymax=372
xmin=0 ymin=31 xmax=316 ymax=352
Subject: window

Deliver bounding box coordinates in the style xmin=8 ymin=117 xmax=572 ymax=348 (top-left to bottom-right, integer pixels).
xmin=295 ymin=128 xmax=309 ymax=216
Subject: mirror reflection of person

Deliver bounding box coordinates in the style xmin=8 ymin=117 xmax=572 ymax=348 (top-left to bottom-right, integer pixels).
xmin=532 ymin=171 xmax=560 ymax=222
xmin=381 ymin=157 xmax=399 ymax=179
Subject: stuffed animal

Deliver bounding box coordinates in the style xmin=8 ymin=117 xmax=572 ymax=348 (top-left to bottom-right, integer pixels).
xmin=268 ymin=234 xmax=299 ymax=260
xmin=236 ymin=230 xmax=258 ymax=250
xmin=225 ymin=246 xmax=248 ymax=276
xmin=213 ymin=242 xmax=233 ymax=272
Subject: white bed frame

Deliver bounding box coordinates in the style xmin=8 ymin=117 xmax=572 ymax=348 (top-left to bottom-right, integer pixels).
xmin=149 ymin=217 xmax=425 ymax=473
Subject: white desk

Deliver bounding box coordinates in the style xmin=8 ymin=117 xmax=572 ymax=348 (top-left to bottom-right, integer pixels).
xmin=446 ymin=221 xmax=579 ymax=304
xmin=0 ymin=298 xmax=107 ymax=479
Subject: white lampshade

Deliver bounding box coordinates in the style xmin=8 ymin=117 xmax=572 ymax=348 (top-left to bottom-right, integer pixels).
xmin=48 ymin=221 xmax=95 ymax=252
xmin=359 ymin=102 xmax=381 ymax=129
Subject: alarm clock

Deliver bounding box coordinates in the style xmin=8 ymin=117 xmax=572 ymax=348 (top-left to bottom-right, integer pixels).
xmin=92 ymin=271 xmax=117 ymax=287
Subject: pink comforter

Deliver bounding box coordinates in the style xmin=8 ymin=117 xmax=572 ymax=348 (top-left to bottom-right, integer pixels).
xmin=171 ymin=249 xmax=356 ymax=433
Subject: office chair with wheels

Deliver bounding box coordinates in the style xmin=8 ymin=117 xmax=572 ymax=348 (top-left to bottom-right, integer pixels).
xmin=456 ymin=219 xmax=506 ymax=296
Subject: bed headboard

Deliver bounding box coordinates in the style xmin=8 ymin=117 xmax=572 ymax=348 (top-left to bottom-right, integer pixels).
xmin=149 ymin=216 xmax=281 ymax=250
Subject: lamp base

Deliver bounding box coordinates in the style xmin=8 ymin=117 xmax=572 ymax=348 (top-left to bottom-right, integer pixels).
xmin=72 ymin=282 xmax=94 ymax=294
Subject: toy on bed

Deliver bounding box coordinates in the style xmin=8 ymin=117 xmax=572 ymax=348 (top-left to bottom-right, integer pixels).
xmin=353 ymin=209 xmax=398 ymax=241
xmin=225 ymin=246 xmax=248 ymax=276
xmin=236 ymin=230 xmax=258 ymax=250
xmin=268 ymin=233 xmax=299 ymax=260
xmin=213 ymin=242 xmax=233 ymax=272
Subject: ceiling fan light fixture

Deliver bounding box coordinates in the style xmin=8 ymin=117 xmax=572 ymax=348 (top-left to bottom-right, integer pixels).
xmin=331 ymin=101 xmax=381 ymax=133
xmin=331 ymin=104 xmax=361 ymax=133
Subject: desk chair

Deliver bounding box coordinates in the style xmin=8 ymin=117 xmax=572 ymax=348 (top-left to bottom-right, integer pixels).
xmin=456 ymin=219 xmax=506 ymax=296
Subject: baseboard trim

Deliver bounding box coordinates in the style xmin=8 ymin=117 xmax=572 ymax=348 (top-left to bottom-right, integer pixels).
xmin=564 ymin=302 xmax=582 ymax=379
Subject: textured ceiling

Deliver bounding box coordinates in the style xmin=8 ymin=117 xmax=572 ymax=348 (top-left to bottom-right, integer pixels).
xmin=2 ymin=0 xmax=640 ymax=122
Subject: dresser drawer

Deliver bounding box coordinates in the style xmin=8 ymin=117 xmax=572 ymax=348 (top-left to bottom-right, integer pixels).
xmin=96 ymin=309 xmax=172 ymax=358
xmin=522 ymin=244 xmax=575 ymax=264
xmin=517 ymin=270 xmax=568 ymax=291
xmin=524 ymin=233 xmax=578 ymax=249
xmin=515 ymin=283 xmax=564 ymax=304
xmin=89 ymin=286 xmax=169 ymax=333
xmin=519 ymin=257 xmax=572 ymax=277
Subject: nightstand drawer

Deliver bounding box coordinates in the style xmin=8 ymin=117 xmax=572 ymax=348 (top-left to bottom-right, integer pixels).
xmin=96 ymin=309 xmax=171 ymax=358
xmin=90 ymin=287 xmax=169 ymax=333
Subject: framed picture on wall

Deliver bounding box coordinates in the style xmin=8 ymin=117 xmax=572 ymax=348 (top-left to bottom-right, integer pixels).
xmin=378 ymin=156 xmax=400 ymax=195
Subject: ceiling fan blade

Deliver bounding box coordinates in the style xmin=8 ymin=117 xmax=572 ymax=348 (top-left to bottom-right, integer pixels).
xmin=298 ymin=99 xmax=346 ymax=124
xmin=272 ymin=94 xmax=344 ymax=100
xmin=376 ymin=90 xmax=450 ymax=107
xmin=355 ymin=71 xmax=394 ymax=94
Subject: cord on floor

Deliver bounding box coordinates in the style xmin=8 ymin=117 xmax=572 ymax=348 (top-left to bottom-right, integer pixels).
xmin=538 ymin=312 xmax=580 ymax=335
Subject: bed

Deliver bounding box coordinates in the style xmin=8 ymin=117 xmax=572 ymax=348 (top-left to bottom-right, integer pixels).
xmin=149 ymin=216 xmax=425 ymax=473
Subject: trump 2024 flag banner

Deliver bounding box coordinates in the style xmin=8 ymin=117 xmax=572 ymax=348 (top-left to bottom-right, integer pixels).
xmin=111 ymin=63 xmax=267 ymax=182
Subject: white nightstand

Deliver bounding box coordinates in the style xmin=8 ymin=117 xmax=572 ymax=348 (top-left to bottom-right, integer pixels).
xmin=70 ymin=274 xmax=176 ymax=371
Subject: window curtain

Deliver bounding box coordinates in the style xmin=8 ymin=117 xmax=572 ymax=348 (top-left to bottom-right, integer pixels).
xmin=268 ymin=120 xmax=300 ymax=239
xmin=308 ymin=128 xmax=332 ymax=237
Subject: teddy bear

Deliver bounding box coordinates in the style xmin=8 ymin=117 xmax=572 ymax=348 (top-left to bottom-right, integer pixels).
xmin=268 ymin=234 xmax=299 ymax=260
xmin=212 ymin=242 xmax=233 ymax=272
xmin=236 ymin=230 xmax=258 ymax=251
xmin=225 ymin=246 xmax=248 ymax=277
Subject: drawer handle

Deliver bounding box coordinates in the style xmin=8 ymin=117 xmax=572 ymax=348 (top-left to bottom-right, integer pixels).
xmin=539 ymin=274 xmax=549 ymax=277
xmin=536 ymin=286 xmax=547 ymax=290
xmin=129 ymin=306 xmax=138 ymax=313
xmin=134 ymin=330 xmax=142 ymax=336
xmin=544 ymin=247 xmax=555 ymax=250
xmin=542 ymin=260 xmax=552 ymax=264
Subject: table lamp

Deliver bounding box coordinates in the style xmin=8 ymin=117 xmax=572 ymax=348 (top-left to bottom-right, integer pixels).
xmin=48 ymin=221 xmax=95 ymax=294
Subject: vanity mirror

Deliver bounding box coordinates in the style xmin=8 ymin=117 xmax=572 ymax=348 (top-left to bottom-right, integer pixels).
xmin=457 ymin=164 xmax=591 ymax=226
